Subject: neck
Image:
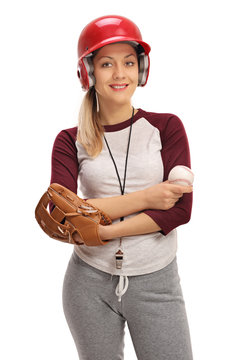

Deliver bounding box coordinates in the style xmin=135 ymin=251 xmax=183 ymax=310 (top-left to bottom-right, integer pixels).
xmin=98 ymin=101 xmax=137 ymax=126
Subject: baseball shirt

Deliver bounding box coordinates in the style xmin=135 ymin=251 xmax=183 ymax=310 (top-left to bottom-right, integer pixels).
xmin=50 ymin=108 xmax=192 ymax=277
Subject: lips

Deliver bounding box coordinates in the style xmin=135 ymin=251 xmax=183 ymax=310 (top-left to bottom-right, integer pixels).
xmin=109 ymin=83 xmax=129 ymax=91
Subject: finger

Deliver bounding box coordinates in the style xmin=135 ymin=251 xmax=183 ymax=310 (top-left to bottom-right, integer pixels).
xmin=169 ymin=193 xmax=183 ymax=200
xmin=168 ymin=192 xmax=183 ymax=199
xmin=169 ymin=184 xmax=193 ymax=194
xmin=169 ymin=199 xmax=178 ymax=208
xmin=183 ymin=185 xmax=193 ymax=193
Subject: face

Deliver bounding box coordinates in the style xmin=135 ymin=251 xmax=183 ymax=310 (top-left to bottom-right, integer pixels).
xmin=92 ymin=43 xmax=139 ymax=107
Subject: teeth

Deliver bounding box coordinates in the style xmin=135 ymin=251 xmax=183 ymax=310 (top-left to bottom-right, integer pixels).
xmin=111 ymin=85 xmax=127 ymax=89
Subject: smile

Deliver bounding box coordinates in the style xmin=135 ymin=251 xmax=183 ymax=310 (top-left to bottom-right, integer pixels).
xmin=109 ymin=84 xmax=129 ymax=91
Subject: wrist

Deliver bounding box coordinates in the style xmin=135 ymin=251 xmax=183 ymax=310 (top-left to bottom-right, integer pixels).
xmin=98 ymin=224 xmax=113 ymax=241
xmin=139 ymin=189 xmax=148 ymax=209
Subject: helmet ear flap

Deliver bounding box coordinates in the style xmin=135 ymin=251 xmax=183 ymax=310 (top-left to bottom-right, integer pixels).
xmin=138 ymin=53 xmax=149 ymax=86
xmin=77 ymin=55 xmax=95 ymax=91
xmin=82 ymin=55 xmax=95 ymax=88
xmin=77 ymin=63 xmax=87 ymax=91
xmin=76 ymin=61 xmax=92 ymax=91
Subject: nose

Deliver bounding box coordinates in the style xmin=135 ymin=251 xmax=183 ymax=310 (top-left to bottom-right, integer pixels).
xmin=112 ymin=63 xmax=126 ymax=80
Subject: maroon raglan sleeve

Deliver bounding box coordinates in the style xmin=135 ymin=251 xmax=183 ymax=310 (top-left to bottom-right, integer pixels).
xmin=50 ymin=127 xmax=79 ymax=212
xmin=143 ymin=113 xmax=193 ymax=235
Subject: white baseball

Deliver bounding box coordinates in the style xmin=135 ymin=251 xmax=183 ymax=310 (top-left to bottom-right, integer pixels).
xmin=168 ymin=165 xmax=194 ymax=186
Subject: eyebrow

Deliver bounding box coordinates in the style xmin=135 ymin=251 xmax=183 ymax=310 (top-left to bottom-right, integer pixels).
xmin=97 ymin=53 xmax=136 ymax=61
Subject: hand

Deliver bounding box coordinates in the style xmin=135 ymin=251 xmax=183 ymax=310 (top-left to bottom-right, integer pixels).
xmin=144 ymin=180 xmax=193 ymax=210
xmin=72 ymin=232 xmax=83 ymax=245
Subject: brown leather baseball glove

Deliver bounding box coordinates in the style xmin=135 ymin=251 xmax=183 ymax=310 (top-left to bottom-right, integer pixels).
xmin=35 ymin=183 xmax=112 ymax=246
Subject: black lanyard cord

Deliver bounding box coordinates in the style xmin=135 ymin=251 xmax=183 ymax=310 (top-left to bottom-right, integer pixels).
xmin=103 ymin=106 xmax=135 ymax=222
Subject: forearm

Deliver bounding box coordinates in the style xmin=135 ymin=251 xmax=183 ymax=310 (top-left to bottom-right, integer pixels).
xmin=86 ymin=190 xmax=147 ymax=220
xmin=100 ymin=212 xmax=161 ymax=240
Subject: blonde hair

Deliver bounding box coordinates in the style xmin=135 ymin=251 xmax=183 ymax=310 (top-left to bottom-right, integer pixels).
xmin=77 ymin=86 xmax=104 ymax=158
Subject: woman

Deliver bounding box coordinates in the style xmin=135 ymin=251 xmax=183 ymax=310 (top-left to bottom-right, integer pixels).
xmin=51 ymin=15 xmax=194 ymax=360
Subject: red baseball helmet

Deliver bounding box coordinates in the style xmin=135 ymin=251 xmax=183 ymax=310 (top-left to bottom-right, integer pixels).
xmin=77 ymin=15 xmax=151 ymax=91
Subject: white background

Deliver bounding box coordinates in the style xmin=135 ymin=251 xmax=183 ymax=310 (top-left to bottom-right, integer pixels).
xmin=1 ymin=0 xmax=240 ymax=359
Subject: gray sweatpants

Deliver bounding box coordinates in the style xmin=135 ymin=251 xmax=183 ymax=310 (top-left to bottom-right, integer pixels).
xmin=62 ymin=251 xmax=193 ymax=360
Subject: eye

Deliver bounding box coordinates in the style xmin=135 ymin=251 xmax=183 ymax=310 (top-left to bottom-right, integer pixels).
xmin=125 ymin=61 xmax=135 ymax=66
xmin=102 ymin=62 xmax=112 ymax=68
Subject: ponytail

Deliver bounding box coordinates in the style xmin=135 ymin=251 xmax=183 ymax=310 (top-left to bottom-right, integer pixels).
xmin=77 ymin=87 xmax=104 ymax=158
